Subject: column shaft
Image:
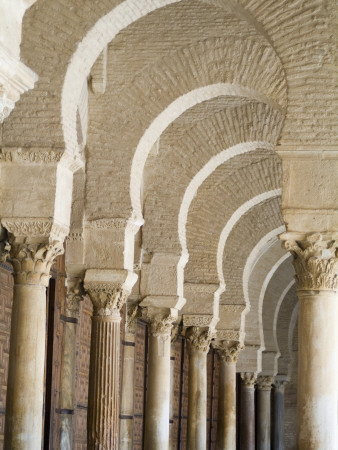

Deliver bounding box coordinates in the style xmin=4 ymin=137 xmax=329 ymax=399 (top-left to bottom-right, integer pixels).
xmin=5 ymin=284 xmax=47 ymax=449
xmin=272 ymin=384 xmax=285 ymax=450
xmin=144 ymin=332 xmax=171 ymax=449
xmin=297 ymin=290 xmax=338 ymax=449
xmin=87 ymin=313 xmax=121 ymax=448
xmin=240 ymin=374 xmax=256 ymax=450
xmin=257 ymin=385 xmax=272 ymax=450
xmin=119 ymin=327 xmax=136 ymax=450
xmin=169 ymin=345 xmax=175 ymax=449
xmin=281 ymin=232 xmax=338 ymax=449
xmin=217 ymin=361 xmax=236 ymax=449
xmin=187 ymin=348 xmax=207 ymax=450
xmin=59 ymin=319 xmax=78 ymax=449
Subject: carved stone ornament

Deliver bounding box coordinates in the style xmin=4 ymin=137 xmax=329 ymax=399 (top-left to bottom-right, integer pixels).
xmin=0 ymin=147 xmax=63 ymax=164
xmin=186 ymin=327 xmax=216 ymax=354
xmin=66 ymin=279 xmax=85 ymax=318
xmin=1 ymin=218 xmax=68 ymax=241
xmin=10 ymin=240 xmax=64 ymax=286
xmin=241 ymin=372 xmax=257 ymax=388
xmin=171 ymin=321 xmax=183 ymax=343
xmin=84 ymin=281 xmax=130 ymax=316
xmin=183 ymin=314 xmax=214 ymax=327
xmin=257 ymin=376 xmax=274 ymax=391
xmin=214 ymin=340 xmax=243 ymax=363
xmin=126 ymin=304 xmax=141 ymax=333
xmin=281 ymin=232 xmax=338 ymax=291
xmin=274 ymin=379 xmax=289 ymax=392
xmin=1 ymin=218 xmax=67 ymax=286
xmin=148 ymin=313 xmax=177 ymax=341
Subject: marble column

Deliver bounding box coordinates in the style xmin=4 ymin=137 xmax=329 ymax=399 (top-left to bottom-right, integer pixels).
xmin=84 ymin=269 xmax=132 ymax=449
xmin=143 ymin=307 xmax=177 ymax=450
xmin=272 ymin=379 xmax=287 ymax=450
xmin=169 ymin=324 xmax=180 ymax=449
xmin=240 ymin=372 xmax=257 ymax=450
xmin=282 ymin=233 xmax=338 ymax=449
xmin=214 ymin=340 xmax=242 ymax=450
xmin=119 ymin=304 xmax=139 ymax=450
xmin=59 ymin=278 xmax=84 ymax=450
xmin=257 ymin=376 xmax=274 ymax=450
xmin=3 ymin=224 xmax=64 ymax=449
xmin=186 ymin=326 xmax=214 ymax=450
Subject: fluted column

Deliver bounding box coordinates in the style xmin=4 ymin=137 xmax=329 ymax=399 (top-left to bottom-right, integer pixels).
xmin=143 ymin=307 xmax=177 ymax=450
xmin=59 ymin=278 xmax=84 ymax=449
xmin=257 ymin=376 xmax=274 ymax=450
xmin=2 ymin=220 xmax=65 ymax=449
xmin=281 ymin=232 xmax=338 ymax=449
xmin=214 ymin=340 xmax=242 ymax=450
xmin=119 ymin=304 xmax=139 ymax=450
xmin=240 ymin=372 xmax=257 ymax=450
xmin=84 ymin=269 xmax=133 ymax=449
xmin=272 ymin=379 xmax=287 ymax=450
xmin=186 ymin=326 xmax=214 ymax=450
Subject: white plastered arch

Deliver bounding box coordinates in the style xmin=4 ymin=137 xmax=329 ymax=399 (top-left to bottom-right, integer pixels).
xmin=258 ymin=253 xmax=291 ymax=361
xmin=61 ymin=0 xmax=182 ymax=157
xmin=241 ymin=226 xmax=286 ymax=336
xmin=125 ymin=85 xmax=279 ymax=271
xmin=273 ymin=278 xmax=295 ymax=374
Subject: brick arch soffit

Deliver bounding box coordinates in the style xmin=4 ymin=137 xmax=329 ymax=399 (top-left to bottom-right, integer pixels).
xmin=124 ymin=89 xmax=280 ymax=272
xmin=272 ymin=278 xmax=295 ymax=375
xmin=57 ymin=0 xmax=286 ymax=271
xmin=60 ymin=0 xmax=285 ymax=160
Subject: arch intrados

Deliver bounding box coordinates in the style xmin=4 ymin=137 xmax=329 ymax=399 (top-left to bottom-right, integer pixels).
xmin=272 ymin=279 xmax=295 ymax=372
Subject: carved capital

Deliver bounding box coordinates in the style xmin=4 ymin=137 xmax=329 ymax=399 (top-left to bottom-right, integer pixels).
xmin=84 ymin=282 xmax=129 ymax=316
xmin=186 ymin=327 xmax=215 ymax=354
xmin=241 ymin=372 xmax=257 ymax=388
xmin=66 ymin=278 xmax=85 ymax=318
xmin=10 ymin=241 xmax=63 ymax=286
xmin=281 ymin=232 xmax=338 ymax=291
xmin=144 ymin=310 xmax=177 ymax=342
xmin=274 ymin=379 xmax=288 ymax=393
xmin=257 ymin=376 xmax=274 ymax=391
xmin=84 ymin=269 xmax=136 ymax=317
xmin=214 ymin=340 xmax=243 ymax=363
xmin=1 ymin=218 xmax=67 ymax=286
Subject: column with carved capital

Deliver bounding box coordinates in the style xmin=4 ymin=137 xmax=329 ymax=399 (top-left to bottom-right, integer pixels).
xmin=2 ymin=219 xmax=65 ymax=449
xmin=143 ymin=307 xmax=177 ymax=450
xmin=119 ymin=303 xmax=139 ymax=450
xmin=272 ymin=379 xmax=288 ymax=450
xmin=257 ymin=376 xmax=274 ymax=450
xmin=59 ymin=278 xmax=84 ymax=449
xmin=281 ymin=232 xmax=338 ymax=449
xmin=186 ymin=326 xmax=214 ymax=450
xmin=240 ymin=372 xmax=257 ymax=450
xmin=84 ymin=269 xmax=134 ymax=449
xmin=214 ymin=339 xmax=242 ymax=450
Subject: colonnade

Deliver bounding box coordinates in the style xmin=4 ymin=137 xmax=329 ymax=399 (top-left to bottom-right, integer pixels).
xmin=1 ymin=225 xmax=338 ymax=449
